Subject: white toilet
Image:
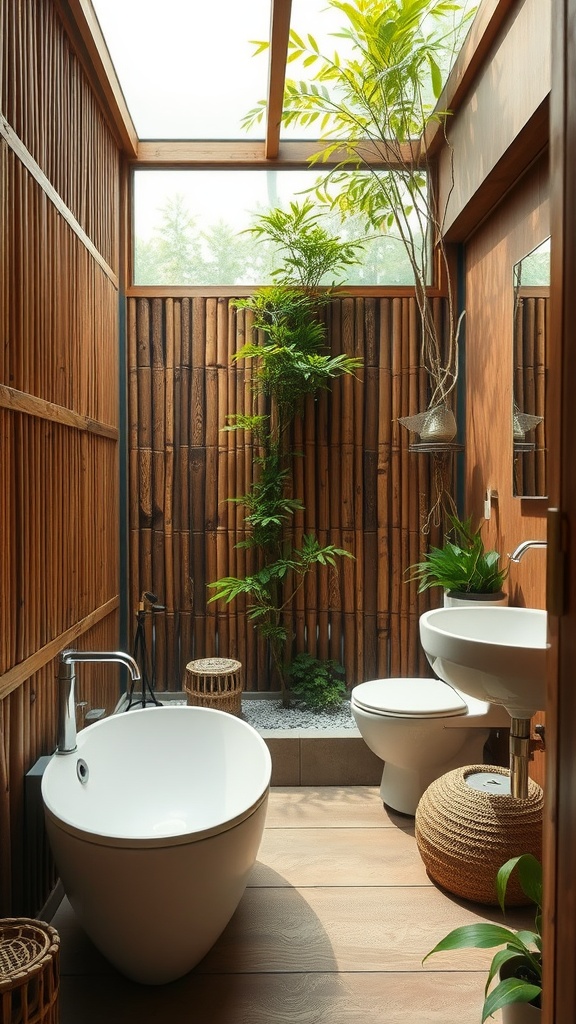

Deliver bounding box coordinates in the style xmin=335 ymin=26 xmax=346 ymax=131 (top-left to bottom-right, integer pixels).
xmin=351 ymin=677 xmax=510 ymax=816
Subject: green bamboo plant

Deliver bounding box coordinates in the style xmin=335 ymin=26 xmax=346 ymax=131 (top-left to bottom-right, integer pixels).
xmin=243 ymin=0 xmax=474 ymax=415
xmin=423 ymin=854 xmax=542 ymax=1021
xmin=208 ymin=200 xmax=363 ymax=702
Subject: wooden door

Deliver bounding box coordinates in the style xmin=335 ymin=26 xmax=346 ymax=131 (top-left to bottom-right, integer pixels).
xmin=544 ymin=1 xmax=576 ymax=1019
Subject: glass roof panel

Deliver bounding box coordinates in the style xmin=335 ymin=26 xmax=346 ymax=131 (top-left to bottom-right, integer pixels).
xmin=92 ymin=0 xmax=270 ymax=139
xmin=280 ymin=0 xmax=479 ymax=139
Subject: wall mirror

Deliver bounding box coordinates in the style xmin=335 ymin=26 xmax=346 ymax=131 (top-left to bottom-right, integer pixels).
xmin=512 ymin=237 xmax=550 ymax=498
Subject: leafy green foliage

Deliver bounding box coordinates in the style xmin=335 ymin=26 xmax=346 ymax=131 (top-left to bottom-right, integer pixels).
xmin=407 ymin=514 xmax=509 ymax=594
xmin=235 ymin=285 xmax=362 ymax=414
xmin=287 ymin=653 xmax=348 ymax=711
xmin=208 ymin=539 xmax=354 ymax=650
xmin=423 ymin=855 xmax=543 ymax=1022
xmin=246 ymin=199 xmax=366 ymax=289
xmin=243 ymin=0 xmax=474 ymax=408
xmin=229 ymin=465 xmax=303 ymax=552
xmin=209 ymin=199 xmax=361 ymax=699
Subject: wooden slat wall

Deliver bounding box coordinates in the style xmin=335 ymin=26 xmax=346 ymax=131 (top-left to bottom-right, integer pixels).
xmin=1 ymin=0 xmax=119 ymax=267
xmin=128 ymin=295 xmax=447 ymax=693
xmin=0 ymin=0 xmax=122 ymax=914
xmin=463 ymin=156 xmax=549 ymax=789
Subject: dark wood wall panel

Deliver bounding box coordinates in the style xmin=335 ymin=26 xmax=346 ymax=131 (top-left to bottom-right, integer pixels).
xmin=128 ymin=295 xmax=445 ymax=693
xmin=464 ymin=156 xmax=549 ymax=790
xmin=0 ymin=1 xmax=122 ymax=914
xmin=464 ymin=156 xmax=549 ymax=609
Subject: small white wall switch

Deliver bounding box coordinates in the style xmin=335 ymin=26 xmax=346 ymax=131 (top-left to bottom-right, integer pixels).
xmin=484 ymin=488 xmax=499 ymax=520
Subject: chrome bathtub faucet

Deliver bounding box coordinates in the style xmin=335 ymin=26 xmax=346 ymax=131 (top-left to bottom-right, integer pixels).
xmin=508 ymin=539 xmax=547 ymax=563
xmin=57 ymin=650 xmax=141 ymax=754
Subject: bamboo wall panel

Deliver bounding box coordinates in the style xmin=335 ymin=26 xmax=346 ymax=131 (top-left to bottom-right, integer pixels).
xmin=1 ymin=146 xmax=118 ymax=421
xmin=0 ymin=1 xmax=122 ymax=913
xmin=129 ymin=295 xmax=445 ymax=693
xmin=0 ymin=410 xmax=119 ymax=673
xmin=1 ymin=0 xmax=120 ymax=267
xmin=0 ymin=614 xmax=121 ymax=916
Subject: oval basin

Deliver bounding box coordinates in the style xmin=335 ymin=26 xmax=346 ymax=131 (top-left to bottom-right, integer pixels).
xmin=419 ymin=606 xmax=548 ymax=719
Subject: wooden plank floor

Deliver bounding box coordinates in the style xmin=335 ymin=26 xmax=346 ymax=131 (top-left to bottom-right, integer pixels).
xmin=53 ymin=786 xmax=530 ymax=1023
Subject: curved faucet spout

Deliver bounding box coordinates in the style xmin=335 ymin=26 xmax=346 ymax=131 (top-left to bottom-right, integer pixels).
xmin=57 ymin=650 xmax=141 ymax=754
xmin=508 ymin=539 xmax=547 ymax=563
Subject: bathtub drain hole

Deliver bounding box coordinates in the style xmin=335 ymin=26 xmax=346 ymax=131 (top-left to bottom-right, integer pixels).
xmin=76 ymin=758 xmax=89 ymax=784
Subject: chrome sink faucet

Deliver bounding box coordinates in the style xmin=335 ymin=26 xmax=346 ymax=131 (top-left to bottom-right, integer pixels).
xmin=508 ymin=539 xmax=547 ymax=563
xmin=57 ymin=649 xmax=141 ymax=754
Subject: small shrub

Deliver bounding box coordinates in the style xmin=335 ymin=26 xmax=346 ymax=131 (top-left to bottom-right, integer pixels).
xmin=287 ymin=653 xmax=347 ymax=711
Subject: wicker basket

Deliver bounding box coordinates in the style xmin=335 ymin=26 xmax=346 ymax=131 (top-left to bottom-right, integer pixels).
xmin=415 ymin=765 xmax=543 ymax=905
xmin=185 ymin=657 xmax=243 ymax=716
xmin=0 ymin=918 xmax=60 ymax=1024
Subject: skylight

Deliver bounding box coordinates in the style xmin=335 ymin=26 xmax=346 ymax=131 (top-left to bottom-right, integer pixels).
xmin=91 ymin=0 xmax=478 ymax=144
xmin=91 ymin=0 xmax=270 ymax=139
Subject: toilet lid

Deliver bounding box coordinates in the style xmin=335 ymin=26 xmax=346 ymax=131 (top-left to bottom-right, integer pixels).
xmin=352 ymin=678 xmax=468 ymax=718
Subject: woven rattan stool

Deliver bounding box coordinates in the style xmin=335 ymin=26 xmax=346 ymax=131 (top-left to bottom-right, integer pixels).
xmin=0 ymin=918 xmax=60 ymax=1023
xmin=415 ymin=764 xmax=543 ymax=905
xmin=185 ymin=657 xmax=243 ymax=716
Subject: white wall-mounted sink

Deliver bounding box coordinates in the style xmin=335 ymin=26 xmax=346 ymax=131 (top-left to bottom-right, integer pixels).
xmin=419 ymin=606 xmax=548 ymax=719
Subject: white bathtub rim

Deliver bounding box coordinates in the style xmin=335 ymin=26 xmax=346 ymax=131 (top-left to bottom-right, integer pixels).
xmin=43 ymin=786 xmax=270 ymax=849
xmin=41 ymin=705 xmax=272 ymax=847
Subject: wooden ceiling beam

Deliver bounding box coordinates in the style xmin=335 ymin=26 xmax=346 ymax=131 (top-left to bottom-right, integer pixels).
xmin=55 ymin=0 xmax=138 ymax=156
xmin=265 ymin=0 xmax=293 ymax=159
xmin=134 ymin=138 xmax=416 ymax=168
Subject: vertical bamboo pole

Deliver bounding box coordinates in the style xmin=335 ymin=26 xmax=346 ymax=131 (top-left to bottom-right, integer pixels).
xmin=163 ymin=299 xmax=175 ymax=689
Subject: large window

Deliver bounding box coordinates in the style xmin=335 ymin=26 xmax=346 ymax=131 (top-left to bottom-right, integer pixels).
xmin=133 ymin=169 xmax=428 ymax=287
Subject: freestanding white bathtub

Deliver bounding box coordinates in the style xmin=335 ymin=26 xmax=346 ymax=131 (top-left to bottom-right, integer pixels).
xmin=41 ymin=705 xmax=271 ymax=984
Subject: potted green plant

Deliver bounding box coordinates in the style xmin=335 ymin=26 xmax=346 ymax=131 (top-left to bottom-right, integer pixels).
xmin=423 ymin=853 xmax=542 ymax=1022
xmin=407 ymin=514 xmax=509 ymax=605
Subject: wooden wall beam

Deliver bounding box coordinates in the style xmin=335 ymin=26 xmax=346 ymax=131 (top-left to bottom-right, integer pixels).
xmin=0 ymin=114 xmax=118 ymax=286
xmin=133 ymin=138 xmax=416 ymax=169
xmin=0 ymin=386 xmax=118 ymax=439
xmin=125 ymin=284 xmax=445 ymax=299
xmin=0 ymin=597 xmax=119 ymax=701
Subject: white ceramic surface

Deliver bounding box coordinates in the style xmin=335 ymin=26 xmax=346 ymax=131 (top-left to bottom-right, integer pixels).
xmin=42 ymin=706 xmax=271 ymax=984
xmin=419 ymin=606 xmax=548 ymax=719
xmin=350 ymin=677 xmax=509 ymax=815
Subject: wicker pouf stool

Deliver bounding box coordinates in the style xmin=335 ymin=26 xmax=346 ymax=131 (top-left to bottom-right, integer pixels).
xmin=185 ymin=657 xmax=243 ymax=716
xmin=415 ymin=764 xmax=543 ymax=906
xmin=0 ymin=918 xmax=60 ymax=1023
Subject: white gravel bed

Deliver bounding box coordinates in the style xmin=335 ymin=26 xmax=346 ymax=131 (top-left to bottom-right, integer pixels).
xmin=240 ymin=698 xmax=356 ymax=731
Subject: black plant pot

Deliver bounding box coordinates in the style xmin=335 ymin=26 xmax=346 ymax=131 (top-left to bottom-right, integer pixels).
xmin=443 ymin=590 xmax=508 ymax=607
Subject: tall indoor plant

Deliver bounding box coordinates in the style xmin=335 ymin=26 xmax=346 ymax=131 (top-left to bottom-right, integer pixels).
xmin=208 ymin=200 xmax=363 ymax=702
xmin=423 ymin=854 xmax=542 ymax=1022
xmin=243 ymin=0 xmax=473 ymax=439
